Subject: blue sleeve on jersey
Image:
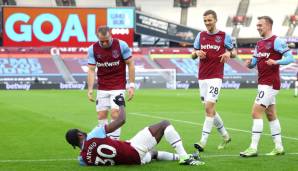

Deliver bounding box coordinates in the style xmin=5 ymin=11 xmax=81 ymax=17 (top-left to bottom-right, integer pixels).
xmin=276 ymin=51 xmax=295 ymax=65
xmin=224 ymin=34 xmax=234 ymax=50
xmin=87 ymin=45 xmax=96 ymax=65
xmin=249 ymin=57 xmax=258 ymax=68
xmin=274 ymin=38 xmax=290 ymax=54
xmin=119 ymin=40 xmax=132 ymax=60
xmin=193 ymin=32 xmax=201 ymax=50
xmin=86 ymin=126 xmax=106 ymax=140
xmin=78 ymin=156 xmax=86 ymax=166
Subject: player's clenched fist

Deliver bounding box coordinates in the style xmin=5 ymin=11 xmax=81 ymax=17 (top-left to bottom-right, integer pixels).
xmin=245 ymin=59 xmax=253 ymax=68
xmin=113 ymin=94 xmax=125 ymax=106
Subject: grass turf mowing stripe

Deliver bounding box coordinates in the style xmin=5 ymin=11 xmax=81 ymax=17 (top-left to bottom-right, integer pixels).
xmin=129 ymin=112 xmax=298 ymax=141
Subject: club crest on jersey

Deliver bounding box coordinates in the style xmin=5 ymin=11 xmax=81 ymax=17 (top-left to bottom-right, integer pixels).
xmin=215 ymin=36 xmax=222 ymax=43
xmin=112 ymin=50 xmax=120 ymax=59
xmin=265 ymin=42 xmax=272 ymax=49
xmin=96 ymin=54 xmax=101 ymax=59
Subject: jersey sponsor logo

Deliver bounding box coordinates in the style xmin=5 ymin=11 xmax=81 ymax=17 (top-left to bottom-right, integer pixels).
xmin=112 ymin=50 xmax=120 ymax=59
xmin=201 ymin=44 xmax=220 ymax=51
xmin=256 ymin=52 xmax=270 ymax=58
xmin=96 ymin=60 xmax=120 ymax=67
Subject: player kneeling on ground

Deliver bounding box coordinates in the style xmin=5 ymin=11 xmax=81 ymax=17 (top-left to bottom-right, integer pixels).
xmin=65 ymin=94 xmax=204 ymax=166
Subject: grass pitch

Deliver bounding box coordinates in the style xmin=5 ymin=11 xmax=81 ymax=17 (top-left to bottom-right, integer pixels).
xmin=0 ymin=89 xmax=297 ymax=171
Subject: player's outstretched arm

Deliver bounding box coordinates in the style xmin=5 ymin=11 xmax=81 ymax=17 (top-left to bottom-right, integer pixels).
xmin=105 ymin=94 xmax=126 ymax=134
xmin=87 ymin=65 xmax=96 ymax=102
xmin=125 ymin=58 xmax=135 ymax=101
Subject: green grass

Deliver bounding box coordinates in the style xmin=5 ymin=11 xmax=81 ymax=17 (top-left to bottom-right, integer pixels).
xmin=0 ymin=89 xmax=298 ymax=171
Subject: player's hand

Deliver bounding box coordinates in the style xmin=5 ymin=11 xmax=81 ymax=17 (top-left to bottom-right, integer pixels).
xmin=194 ymin=50 xmax=207 ymax=60
xmin=245 ymin=59 xmax=252 ymax=68
xmin=113 ymin=94 xmax=125 ymax=106
xmin=265 ymin=59 xmax=277 ymax=66
xmin=87 ymin=90 xmax=95 ymax=102
xmin=219 ymin=51 xmax=231 ymax=63
xmin=127 ymin=87 xmax=134 ymax=101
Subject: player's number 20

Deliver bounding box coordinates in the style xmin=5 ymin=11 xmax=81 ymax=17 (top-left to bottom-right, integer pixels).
xmin=95 ymin=144 xmax=117 ymax=166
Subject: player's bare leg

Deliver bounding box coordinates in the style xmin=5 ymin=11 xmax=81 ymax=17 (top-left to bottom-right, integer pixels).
xmin=240 ymin=104 xmax=265 ymax=157
xmin=148 ymin=120 xmax=204 ymax=165
xmin=97 ymin=110 xmax=108 ymax=126
xmin=265 ymin=105 xmax=285 ymax=155
xmin=108 ymin=109 xmax=121 ymax=140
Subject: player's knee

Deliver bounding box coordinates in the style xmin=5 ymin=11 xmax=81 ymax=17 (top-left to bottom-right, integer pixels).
xmin=160 ymin=120 xmax=171 ymax=127
xmin=110 ymin=109 xmax=119 ymax=119
xmin=266 ymin=112 xmax=276 ymax=121
xmin=205 ymin=107 xmax=214 ymax=116
xmin=97 ymin=111 xmax=108 ymax=120
xmin=251 ymin=110 xmax=262 ymax=119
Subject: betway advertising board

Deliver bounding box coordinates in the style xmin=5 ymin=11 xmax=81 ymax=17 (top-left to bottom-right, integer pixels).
xmin=2 ymin=7 xmax=134 ymax=47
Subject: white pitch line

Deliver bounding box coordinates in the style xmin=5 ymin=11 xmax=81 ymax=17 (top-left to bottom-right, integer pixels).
xmin=203 ymin=152 xmax=298 ymax=158
xmin=129 ymin=112 xmax=298 ymax=141
xmin=1 ymin=153 xmax=298 ymax=163
xmin=0 ymin=158 xmax=76 ymax=163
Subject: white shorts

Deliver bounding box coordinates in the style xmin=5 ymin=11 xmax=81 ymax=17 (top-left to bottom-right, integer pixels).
xmin=255 ymin=85 xmax=279 ymax=108
xmin=199 ymin=78 xmax=222 ymax=103
xmin=128 ymin=127 xmax=157 ymax=165
xmin=295 ymin=81 xmax=298 ymax=87
xmin=96 ymin=90 xmax=125 ymax=112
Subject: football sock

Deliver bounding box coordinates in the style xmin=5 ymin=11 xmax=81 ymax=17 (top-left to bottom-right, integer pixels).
xmin=214 ymin=112 xmax=229 ymax=140
xmin=250 ymin=119 xmax=263 ymax=150
xmin=164 ymin=125 xmax=188 ymax=157
xmin=157 ymin=151 xmax=179 ymax=161
xmin=107 ymin=119 xmax=121 ymax=140
xmin=200 ymin=116 xmax=214 ymax=146
xmin=269 ymin=119 xmax=283 ymax=149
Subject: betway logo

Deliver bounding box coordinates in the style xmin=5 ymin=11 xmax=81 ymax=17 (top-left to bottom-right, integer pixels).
xmin=5 ymin=83 xmax=31 ymax=90
xmin=96 ymin=60 xmax=120 ymax=67
xmin=256 ymin=52 xmax=270 ymax=58
xmin=59 ymin=83 xmax=85 ymax=90
xmin=201 ymin=44 xmax=220 ymax=51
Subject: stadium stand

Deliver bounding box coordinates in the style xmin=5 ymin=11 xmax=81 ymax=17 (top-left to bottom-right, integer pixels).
xmin=294 ymin=27 xmax=298 ymax=37
xmin=238 ymin=0 xmax=297 ymax=38
xmin=187 ymin=0 xmax=240 ymax=34
xmin=15 ymin=0 xmax=57 ymax=7
xmin=135 ymin=0 xmax=181 ymax=24
xmin=153 ymin=57 xmax=253 ymax=76
xmin=0 ymin=1 xmax=297 ymax=88
xmin=0 ymin=56 xmax=64 ymax=83
xmin=0 ymin=0 xmax=16 ymax=5
xmin=76 ymin=0 xmax=115 ymax=7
